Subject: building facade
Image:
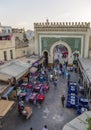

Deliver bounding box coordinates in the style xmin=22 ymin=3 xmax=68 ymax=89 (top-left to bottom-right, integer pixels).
xmin=12 ymin=28 xmax=30 ymax=58
xmin=0 ymin=34 xmax=15 ymax=61
xmin=0 ymin=25 xmax=31 ymax=62
xmin=0 ymin=25 xmax=12 ymax=34
xmin=34 ymin=20 xmax=91 ymax=64
xmin=26 ymin=30 xmax=35 ymax=55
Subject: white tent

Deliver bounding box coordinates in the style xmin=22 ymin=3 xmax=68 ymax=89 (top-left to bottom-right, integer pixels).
xmin=30 ymin=67 xmax=37 ymax=73
xmin=0 ymin=61 xmax=30 ymax=81
xmin=62 ymin=111 xmax=91 ymax=130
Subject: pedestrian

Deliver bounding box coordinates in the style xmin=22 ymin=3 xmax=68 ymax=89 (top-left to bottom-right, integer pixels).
xmin=68 ymin=73 xmax=70 ymax=80
xmin=33 ymin=96 xmax=37 ymax=106
xmin=30 ymin=127 xmax=33 ymax=130
xmin=67 ymin=80 xmax=70 ymax=86
xmin=50 ymin=73 xmax=53 ymax=81
xmin=53 ymin=80 xmax=57 ymax=88
xmin=42 ymin=125 xmax=48 ymax=130
xmin=58 ymin=69 xmax=62 ymax=76
xmin=61 ymin=95 xmax=65 ymax=107
xmin=62 ymin=69 xmax=64 ymax=77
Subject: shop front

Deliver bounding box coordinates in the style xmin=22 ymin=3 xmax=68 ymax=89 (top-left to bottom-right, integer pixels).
xmin=78 ymin=58 xmax=91 ymax=97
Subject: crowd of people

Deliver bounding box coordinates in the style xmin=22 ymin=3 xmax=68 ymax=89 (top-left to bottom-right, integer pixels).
xmin=18 ymin=59 xmax=78 ymax=130
xmin=29 ymin=60 xmax=74 ymax=129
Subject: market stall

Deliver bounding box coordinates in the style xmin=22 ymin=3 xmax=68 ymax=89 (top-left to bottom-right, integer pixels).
xmin=0 ymin=99 xmax=14 ymax=128
xmin=30 ymin=67 xmax=38 ymax=77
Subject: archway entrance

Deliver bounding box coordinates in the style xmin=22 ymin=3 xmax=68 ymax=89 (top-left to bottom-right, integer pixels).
xmin=53 ymin=44 xmax=68 ymax=64
xmin=50 ymin=40 xmax=72 ymax=64
xmin=73 ymin=50 xmax=80 ymax=65
xmin=43 ymin=51 xmax=48 ymax=67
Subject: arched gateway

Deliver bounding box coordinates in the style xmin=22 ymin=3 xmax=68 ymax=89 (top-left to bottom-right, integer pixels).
xmin=34 ymin=20 xmax=90 ymax=65
xmin=50 ymin=40 xmax=72 ymax=63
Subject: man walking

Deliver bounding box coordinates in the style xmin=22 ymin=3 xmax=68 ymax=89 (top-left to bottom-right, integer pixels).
xmin=61 ymin=95 xmax=65 ymax=107
xmin=42 ymin=125 xmax=48 ymax=130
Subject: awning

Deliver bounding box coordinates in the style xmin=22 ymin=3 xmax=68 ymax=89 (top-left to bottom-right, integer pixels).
xmin=30 ymin=67 xmax=37 ymax=73
xmin=2 ymin=86 xmax=14 ymax=99
xmin=0 ymin=84 xmax=9 ymax=95
xmin=38 ymin=58 xmax=45 ymax=64
xmin=0 ymin=99 xmax=14 ymax=117
xmin=78 ymin=58 xmax=91 ymax=83
xmin=62 ymin=111 xmax=90 ymax=130
xmin=0 ymin=73 xmax=12 ymax=81
xmin=0 ymin=61 xmax=29 ymax=81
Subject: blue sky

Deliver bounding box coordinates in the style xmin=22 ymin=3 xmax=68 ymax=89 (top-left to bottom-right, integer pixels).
xmin=0 ymin=0 xmax=91 ymax=30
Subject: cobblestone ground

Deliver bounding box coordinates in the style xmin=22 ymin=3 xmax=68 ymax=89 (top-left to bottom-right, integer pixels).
xmin=2 ymin=71 xmax=79 ymax=130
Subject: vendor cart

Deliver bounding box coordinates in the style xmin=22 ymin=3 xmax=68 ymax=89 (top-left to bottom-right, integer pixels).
xmin=22 ymin=106 xmax=32 ymax=119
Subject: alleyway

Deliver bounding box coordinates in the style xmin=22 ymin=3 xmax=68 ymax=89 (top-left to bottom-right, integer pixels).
xmin=2 ymin=71 xmax=79 ymax=130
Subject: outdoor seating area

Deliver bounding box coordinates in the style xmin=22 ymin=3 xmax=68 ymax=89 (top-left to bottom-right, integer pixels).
xmin=66 ymin=81 xmax=89 ymax=115
xmin=77 ymin=97 xmax=89 ymax=115
xmin=18 ymin=80 xmax=49 ymax=105
xmin=66 ymin=82 xmax=78 ymax=109
xmin=17 ymin=67 xmax=50 ymax=118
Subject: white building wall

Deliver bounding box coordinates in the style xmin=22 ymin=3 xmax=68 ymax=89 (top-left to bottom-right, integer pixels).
xmin=84 ymin=32 xmax=89 ymax=58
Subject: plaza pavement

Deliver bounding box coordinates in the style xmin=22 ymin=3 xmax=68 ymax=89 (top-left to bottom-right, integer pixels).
xmin=2 ymin=71 xmax=79 ymax=130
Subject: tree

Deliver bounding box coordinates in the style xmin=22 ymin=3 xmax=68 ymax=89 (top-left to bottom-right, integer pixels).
xmin=86 ymin=118 xmax=91 ymax=130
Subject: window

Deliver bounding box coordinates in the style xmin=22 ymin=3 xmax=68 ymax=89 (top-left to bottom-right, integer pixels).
xmin=8 ymin=29 xmax=10 ymax=33
xmin=2 ymin=30 xmax=6 ymax=33
xmin=10 ymin=50 xmax=13 ymax=59
xmin=4 ymin=51 xmax=7 ymax=61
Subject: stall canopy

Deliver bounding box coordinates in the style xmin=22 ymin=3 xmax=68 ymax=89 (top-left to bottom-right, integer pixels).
xmin=0 ymin=73 xmax=12 ymax=81
xmin=62 ymin=111 xmax=91 ymax=130
xmin=0 ymin=55 xmax=41 ymax=82
xmin=0 ymin=61 xmax=31 ymax=81
xmin=79 ymin=58 xmax=91 ymax=82
xmin=0 ymin=99 xmax=14 ymax=117
xmin=30 ymin=67 xmax=38 ymax=73
xmin=38 ymin=58 xmax=45 ymax=64
xmin=19 ymin=55 xmax=39 ymax=65
xmin=2 ymin=86 xmax=14 ymax=99
xmin=0 ymin=83 xmax=9 ymax=98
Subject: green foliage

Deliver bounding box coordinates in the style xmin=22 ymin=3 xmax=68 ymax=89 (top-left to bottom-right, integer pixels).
xmin=86 ymin=118 xmax=91 ymax=130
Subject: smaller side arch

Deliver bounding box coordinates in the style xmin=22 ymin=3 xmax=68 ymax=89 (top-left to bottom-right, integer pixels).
xmin=42 ymin=49 xmax=49 ymax=56
xmin=42 ymin=50 xmax=49 ymax=66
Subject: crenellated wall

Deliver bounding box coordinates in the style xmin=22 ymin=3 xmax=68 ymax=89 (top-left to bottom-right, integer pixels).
xmin=34 ymin=20 xmax=90 ymax=32
xmin=34 ymin=20 xmax=90 ymax=63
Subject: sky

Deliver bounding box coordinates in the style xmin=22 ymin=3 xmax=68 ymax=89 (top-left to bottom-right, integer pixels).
xmin=0 ymin=0 xmax=91 ymax=30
